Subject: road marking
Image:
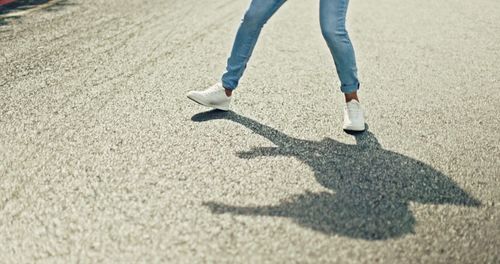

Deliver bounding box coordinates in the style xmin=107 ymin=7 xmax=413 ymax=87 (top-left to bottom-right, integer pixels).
xmin=0 ymin=0 xmax=17 ymax=5
xmin=0 ymin=0 xmax=62 ymax=19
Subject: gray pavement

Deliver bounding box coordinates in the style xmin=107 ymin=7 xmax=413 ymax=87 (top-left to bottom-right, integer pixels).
xmin=1 ymin=0 xmax=499 ymax=262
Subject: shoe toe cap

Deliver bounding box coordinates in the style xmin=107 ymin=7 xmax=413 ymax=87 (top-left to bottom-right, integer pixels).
xmin=187 ymin=91 xmax=202 ymax=99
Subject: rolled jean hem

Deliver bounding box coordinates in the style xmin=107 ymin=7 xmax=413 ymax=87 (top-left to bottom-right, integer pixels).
xmin=340 ymin=82 xmax=360 ymax=94
xmin=221 ymin=80 xmax=237 ymax=90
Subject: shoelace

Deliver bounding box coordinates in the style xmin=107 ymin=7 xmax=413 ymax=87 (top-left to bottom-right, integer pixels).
xmin=206 ymin=84 xmax=223 ymax=93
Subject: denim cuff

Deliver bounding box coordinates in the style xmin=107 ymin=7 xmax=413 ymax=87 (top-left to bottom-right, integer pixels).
xmin=221 ymin=79 xmax=237 ymax=90
xmin=340 ymin=82 xmax=360 ymax=94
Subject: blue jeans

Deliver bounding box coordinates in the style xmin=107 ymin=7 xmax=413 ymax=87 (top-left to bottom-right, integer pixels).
xmin=221 ymin=0 xmax=359 ymax=94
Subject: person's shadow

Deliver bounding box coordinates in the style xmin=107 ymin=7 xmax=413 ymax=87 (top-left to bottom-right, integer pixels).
xmin=191 ymin=110 xmax=480 ymax=240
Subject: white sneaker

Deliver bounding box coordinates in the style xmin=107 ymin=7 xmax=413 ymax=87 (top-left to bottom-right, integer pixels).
xmin=187 ymin=83 xmax=231 ymax=111
xmin=343 ymin=100 xmax=365 ymax=131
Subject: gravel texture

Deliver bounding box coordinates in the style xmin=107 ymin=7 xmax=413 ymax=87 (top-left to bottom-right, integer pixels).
xmin=0 ymin=0 xmax=499 ymax=263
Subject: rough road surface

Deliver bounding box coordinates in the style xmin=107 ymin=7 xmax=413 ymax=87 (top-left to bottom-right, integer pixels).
xmin=1 ymin=0 xmax=499 ymax=263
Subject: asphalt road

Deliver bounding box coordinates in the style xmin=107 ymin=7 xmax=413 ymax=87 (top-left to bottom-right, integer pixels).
xmin=1 ymin=0 xmax=499 ymax=263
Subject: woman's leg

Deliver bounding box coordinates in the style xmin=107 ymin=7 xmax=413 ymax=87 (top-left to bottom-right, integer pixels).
xmin=319 ymin=0 xmax=359 ymax=99
xmin=221 ymin=0 xmax=286 ymax=91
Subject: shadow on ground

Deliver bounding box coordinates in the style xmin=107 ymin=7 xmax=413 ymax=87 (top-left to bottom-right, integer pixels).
xmin=0 ymin=0 xmax=72 ymax=26
xmin=192 ymin=110 xmax=481 ymax=240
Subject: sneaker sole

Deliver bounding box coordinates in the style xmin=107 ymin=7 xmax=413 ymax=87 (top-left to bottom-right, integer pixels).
xmin=187 ymin=94 xmax=230 ymax=111
xmin=343 ymin=124 xmax=366 ymax=132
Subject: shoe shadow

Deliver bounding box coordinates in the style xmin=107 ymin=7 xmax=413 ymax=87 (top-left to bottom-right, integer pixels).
xmin=192 ymin=110 xmax=481 ymax=240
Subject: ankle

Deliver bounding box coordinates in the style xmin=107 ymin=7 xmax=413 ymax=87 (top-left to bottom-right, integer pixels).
xmin=225 ymin=89 xmax=233 ymax=97
xmin=344 ymin=92 xmax=359 ymax=103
